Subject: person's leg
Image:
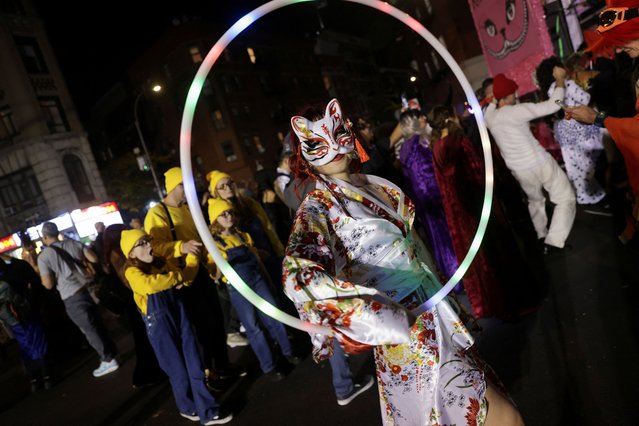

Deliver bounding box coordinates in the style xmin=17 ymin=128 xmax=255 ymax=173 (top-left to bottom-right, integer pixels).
xmin=175 ymin=298 xmax=220 ymax=422
xmin=328 ymin=342 xmax=354 ymax=399
xmin=143 ymin=308 xmax=198 ymax=417
xmin=125 ymin=297 xmax=164 ymax=386
xmin=483 ymin=382 xmax=524 ymax=426
xmin=216 ymin=283 xmax=242 ymax=334
xmin=63 ymin=290 xmax=116 ymax=361
xmin=181 ymin=268 xmax=230 ymax=371
xmin=227 ymin=286 xmax=276 ymax=373
xmin=512 ymin=167 xmax=548 ymax=240
xmin=251 ymin=278 xmax=294 ymax=356
xmin=542 ymin=160 xmax=577 ymax=248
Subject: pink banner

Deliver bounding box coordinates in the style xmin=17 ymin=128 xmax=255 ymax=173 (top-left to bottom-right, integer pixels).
xmin=468 ymin=0 xmax=554 ymax=94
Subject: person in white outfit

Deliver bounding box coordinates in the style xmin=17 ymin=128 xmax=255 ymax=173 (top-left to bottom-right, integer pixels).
xmin=484 ymin=70 xmax=576 ymax=253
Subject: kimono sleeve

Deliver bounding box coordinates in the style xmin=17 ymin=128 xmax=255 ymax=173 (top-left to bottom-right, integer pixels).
xmin=283 ymin=196 xmax=411 ymax=359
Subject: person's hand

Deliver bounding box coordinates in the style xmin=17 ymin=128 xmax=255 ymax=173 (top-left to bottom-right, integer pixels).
xmin=565 ymin=105 xmax=597 ymax=124
xmin=181 ymin=240 xmax=202 ymax=256
xmin=262 ymin=189 xmax=277 ymax=204
xmin=553 ymin=66 xmax=567 ymax=81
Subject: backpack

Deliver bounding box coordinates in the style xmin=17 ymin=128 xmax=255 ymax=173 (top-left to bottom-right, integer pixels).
xmin=0 ymin=281 xmax=30 ymax=326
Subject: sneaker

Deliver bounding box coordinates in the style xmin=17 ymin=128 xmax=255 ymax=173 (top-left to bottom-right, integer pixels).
xmin=43 ymin=376 xmax=53 ymax=390
xmin=226 ymin=332 xmax=249 ymax=348
xmin=337 ymin=375 xmax=375 ymax=406
xmin=285 ymin=355 xmax=303 ymax=366
xmin=180 ymin=412 xmax=200 ymax=422
xmin=204 ymin=410 xmax=233 ymax=425
xmin=265 ymin=367 xmax=286 ymax=381
xmin=217 ymin=364 xmax=248 ymax=379
xmin=92 ymin=359 xmax=119 ymax=378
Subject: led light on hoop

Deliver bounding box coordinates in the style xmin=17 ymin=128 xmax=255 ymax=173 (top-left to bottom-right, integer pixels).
xmin=179 ymin=0 xmax=494 ymax=334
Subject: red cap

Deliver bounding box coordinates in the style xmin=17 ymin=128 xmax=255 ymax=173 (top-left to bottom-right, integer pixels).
xmin=493 ymin=73 xmax=518 ymax=100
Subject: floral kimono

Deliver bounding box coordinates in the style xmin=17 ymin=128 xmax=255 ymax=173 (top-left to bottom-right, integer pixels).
xmin=283 ymin=173 xmax=489 ymax=426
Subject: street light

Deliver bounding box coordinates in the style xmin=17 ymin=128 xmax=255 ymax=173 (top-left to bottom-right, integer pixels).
xmin=134 ymin=84 xmax=164 ymax=200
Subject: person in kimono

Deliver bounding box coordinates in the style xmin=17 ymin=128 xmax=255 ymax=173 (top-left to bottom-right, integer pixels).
xmin=283 ymin=98 xmax=523 ymax=425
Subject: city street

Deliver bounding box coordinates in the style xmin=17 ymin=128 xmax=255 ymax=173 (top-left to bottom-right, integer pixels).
xmin=0 ymin=204 xmax=637 ymax=426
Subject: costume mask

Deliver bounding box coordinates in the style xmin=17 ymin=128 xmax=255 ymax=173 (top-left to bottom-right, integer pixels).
xmin=291 ymin=98 xmax=355 ymax=166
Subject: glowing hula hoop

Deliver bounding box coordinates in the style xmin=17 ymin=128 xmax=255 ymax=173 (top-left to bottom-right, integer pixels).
xmin=179 ymin=0 xmax=493 ymax=334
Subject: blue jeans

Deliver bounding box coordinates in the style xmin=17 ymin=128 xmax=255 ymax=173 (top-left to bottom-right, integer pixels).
xmin=329 ymin=342 xmax=354 ymax=398
xmin=144 ymin=289 xmax=219 ymax=422
xmin=228 ymin=278 xmax=292 ymax=373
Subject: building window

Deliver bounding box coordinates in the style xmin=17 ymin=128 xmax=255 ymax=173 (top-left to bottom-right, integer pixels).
xmin=203 ymin=78 xmax=214 ymax=96
xmin=189 ymin=45 xmax=203 ymax=64
xmin=0 ymin=167 xmax=44 ymax=217
xmin=430 ymin=51 xmax=440 ymax=70
xmin=212 ymin=110 xmax=225 ymax=129
xmin=220 ymin=75 xmax=243 ymax=94
xmin=323 ymin=76 xmax=332 ymax=91
xmin=259 ymin=75 xmax=272 ymax=93
xmin=221 ymin=141 xmax=237 ymax=162
xmin=253 ymin=136 xmax=266 ymax=154
xmin=424 ymin=0 xmax=433 ymax=14
xmin=242 ymin=105 xmax=251 ymax=120
xmin=39 ymin=97 xmax=69 ymax=133
xmin=424 ymin=61 xmax=433 ymax=79
xmin=0 ymin=106 xmax=18 ymax=140
xmin=247 ymin=47 xmax=257 ymax=64
xmin=63 ymin=154 xmax=94 ymax=203
xmin=0 ymin=0 xmax=26 ymax=15
xmin=163 ymin=64 xmax=172 ymax=81
xmin=14 ymin=36 xmax=48 ymax=74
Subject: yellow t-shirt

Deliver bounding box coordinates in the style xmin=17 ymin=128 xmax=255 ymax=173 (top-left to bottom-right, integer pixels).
xmin=144 ymin=203 xmax=201 ymax=269
xmin=206 ymin=231 xmax=258 ymax=281
xmin=125 ymin=254 xmax=198 ymax=314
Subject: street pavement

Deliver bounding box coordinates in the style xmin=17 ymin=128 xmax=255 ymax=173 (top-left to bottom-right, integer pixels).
xmin=0 ymin=204 xmax=637 ymax=426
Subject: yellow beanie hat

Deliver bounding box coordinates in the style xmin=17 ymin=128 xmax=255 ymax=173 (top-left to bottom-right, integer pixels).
xmin=206 ymin=170 xmax=231 ymax=194
xmin=208 ymin=198 xmax=233 ymax=223
xmin=164 ymin=167 xmax=183 ymax=194
xmin=120 ymin=229 xmax=148 ymax=257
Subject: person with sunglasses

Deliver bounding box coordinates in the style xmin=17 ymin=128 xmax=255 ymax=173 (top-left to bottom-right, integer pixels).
xmin=121 ymin=229 xmax=233 ymax=425
xmin=207 ymin=200 xmax=301 ymax=380
xmin=567 ymin=0 xmax=639 ymax=241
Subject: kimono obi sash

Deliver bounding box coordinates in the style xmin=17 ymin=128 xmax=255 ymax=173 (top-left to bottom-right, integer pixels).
xmin=356 ymin=233 xmax=442 ymax=308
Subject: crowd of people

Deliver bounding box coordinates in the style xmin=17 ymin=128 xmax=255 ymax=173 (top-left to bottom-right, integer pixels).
xmin=1 ymin=2 xmax=639 ymax=424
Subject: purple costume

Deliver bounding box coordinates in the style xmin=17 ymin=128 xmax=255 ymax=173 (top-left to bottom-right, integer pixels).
xmin=399 ymin=134 xmax=459 ymax=280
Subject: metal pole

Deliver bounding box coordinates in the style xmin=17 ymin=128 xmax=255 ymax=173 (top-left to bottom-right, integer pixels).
xmin=134 ymin=93 xmax=164 ymax=200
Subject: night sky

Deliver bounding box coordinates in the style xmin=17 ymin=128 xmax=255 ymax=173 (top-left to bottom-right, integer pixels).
xmin=31 ymin=1 xmax=402 ymax=117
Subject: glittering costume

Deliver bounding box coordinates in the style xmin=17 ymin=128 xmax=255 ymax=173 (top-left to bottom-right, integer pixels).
xmin=399 ymin=134 xmax=459 ymax=281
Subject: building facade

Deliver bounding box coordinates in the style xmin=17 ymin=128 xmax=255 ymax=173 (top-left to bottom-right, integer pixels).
xmin=0 ymin=0 xmax=107 ymax=235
